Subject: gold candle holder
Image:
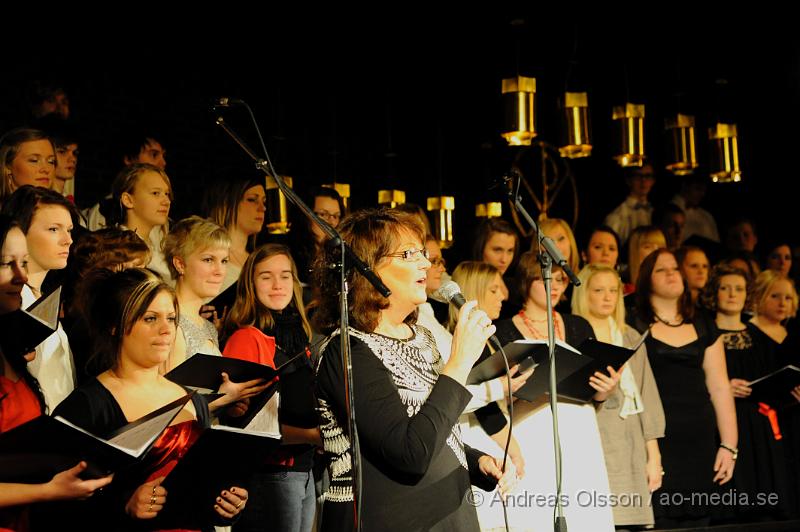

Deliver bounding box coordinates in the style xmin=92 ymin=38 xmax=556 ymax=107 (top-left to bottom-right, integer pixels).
xmin=501 ymin=76 xmax=537 ymax=146
xmin=709 ymin=123 xmax=742 ymax=183
xmin=665 ymin=114 xmax=698 ymax=175
xmin=378 ymin=189 xmax=406 ymax=208
xmin=427 ymin=196 xmax=455 ymax=249
xmin=265 ymin=175 xmax=293 ymax=234
xmin=612 ymin=103 xmax=646 ymax=167
xmin=559 ymin=92 xmax=592 ymax=158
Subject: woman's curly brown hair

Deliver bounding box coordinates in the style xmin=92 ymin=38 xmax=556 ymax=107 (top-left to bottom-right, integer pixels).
xmin=311 ymin=208 xmax=426 ymax=334
xmin=700 ymin=264 xmax=752 ymax=314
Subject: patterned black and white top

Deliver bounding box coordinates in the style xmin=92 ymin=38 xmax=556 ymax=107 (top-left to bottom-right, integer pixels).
xmin=315 ymin=324 xmax=486 ymax=532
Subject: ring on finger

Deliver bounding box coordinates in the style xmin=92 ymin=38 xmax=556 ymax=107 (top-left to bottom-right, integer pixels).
xmin=235 ymin=500 xmax=244 ymax=510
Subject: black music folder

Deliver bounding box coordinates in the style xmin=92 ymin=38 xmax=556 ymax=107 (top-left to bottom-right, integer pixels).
xmin=468 ymin=331 xmax=648 ymax=403
xmin=747 ymin=365 xmax=800 ymax=405
xmin=0 ymin=392 xmax=194 ymax=482
xmin=155 ymin=425 xmax=282 ymax=529
xmin=165 ymin=349 xmax=308 ymax=428
xmin=205 ymin=281 xmax=238 ymax=321
xmin=0 ymin=286 xmax=61 ymax=360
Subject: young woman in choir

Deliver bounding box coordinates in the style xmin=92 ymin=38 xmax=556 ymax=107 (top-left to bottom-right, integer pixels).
xmin=700 ymin=264 xmax=795 ymax=521
xmin=447 ymin=261 xmax=531 ymax=530
xmin=417 ymin=245 xmax=529 ymax=417
xmin=163 ymin=216 xmax=268 ymax=412
xmin=533 ymin=217 xmax=580 ymax=314
xmin=571 ymin=264 xmax=665 ymax=529
xmin=313 ymin=209 xmax=509 ymax=531
xmin=53 ymin=268 xmax=248 ymax=530
xmin=677 ymin=245 xmax=710 ymax=304
xmin=0 ymin=128 xmax=55 ymax=204
xmin=205 ymin=178 xmax=267 ymax=296
xmin=491 ymin=251 xmax=619 ymax=532
xmin=221 ymin=243 xmax=320 ymax=532
xmin=0 ymin=215 xmax=112 ymax=531
xmin=533 ymin=217 xmax=580 ymax=274
xmin=1 ymin=186 xmax=81 ymax=410
xmin=289 ymin=185 xmax=346 ymax=290
xmin=472 ymin=218 xmax=520 ymax=315
xmin=106 ymin=163 xmax=173 ymax=283
xmin=580 ymin=225 xmax=621 ymax=269
xmin=763 ymin=239 xmax=793 ymax=278
xmin=748 ymin=269 xmax=800 ymax=515
xmin=628 ymin=249 xmax=737 ymax=528
xmin=626 ymin=226 xmax=667 ymax=292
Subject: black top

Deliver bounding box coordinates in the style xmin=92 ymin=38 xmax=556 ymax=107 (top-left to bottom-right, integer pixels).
xmin=720 ymin=323 xmax=795 ymax=520
xmin=629 ymin=310 xmax=722 ymax=519
xmin=494 ymin=313 xmax=595 ymax=348
xmin=37 ymin=378 xmax=210 ymax=531
xmin=315 ymin=325 xmax=494 ymax=532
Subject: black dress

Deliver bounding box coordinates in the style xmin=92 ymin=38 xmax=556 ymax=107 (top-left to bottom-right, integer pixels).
xmin=630 ymin=313 xmax=720 ymax=522
xmin=315 ymin=325 xmax=495 ymax=532
xmin=721 ymin=323 xmax=795 ymax=521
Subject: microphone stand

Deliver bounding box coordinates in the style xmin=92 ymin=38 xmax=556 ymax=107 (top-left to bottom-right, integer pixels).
xmin=214 ymin=107 xmax=388 ymax=532
xmin=504 ymin=167 xmax=579 ymax=532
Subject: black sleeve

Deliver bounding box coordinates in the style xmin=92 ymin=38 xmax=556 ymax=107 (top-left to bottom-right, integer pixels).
xmin=52 ymin=380 xmax=124 ymax=437
xmin=464 ymin=444 xmax=498 ymax=492
xmin=317 ymin=335 xmax=472 ymax=477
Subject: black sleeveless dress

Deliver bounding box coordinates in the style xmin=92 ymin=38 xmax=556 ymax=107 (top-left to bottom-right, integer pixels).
xmin=632 ymin=313 xmax=721 ymax=521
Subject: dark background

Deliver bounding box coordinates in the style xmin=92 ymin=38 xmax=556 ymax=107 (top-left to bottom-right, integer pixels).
xmin=3 ymin=11 xmax=797 ymax=263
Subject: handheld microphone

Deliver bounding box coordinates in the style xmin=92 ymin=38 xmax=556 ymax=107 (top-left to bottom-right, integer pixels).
xmin=434 ymin=281 xmax=502 ymax=350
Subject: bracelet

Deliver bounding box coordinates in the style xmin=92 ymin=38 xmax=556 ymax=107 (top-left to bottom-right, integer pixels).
xmin=719 ymin=443 xmax=738 ymax=460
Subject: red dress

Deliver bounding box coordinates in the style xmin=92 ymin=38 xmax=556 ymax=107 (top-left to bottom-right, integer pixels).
xmin=0 ymin=375 xmax=43 ymax=532
xmin=144 ymin=420 xmax=204 ymax=532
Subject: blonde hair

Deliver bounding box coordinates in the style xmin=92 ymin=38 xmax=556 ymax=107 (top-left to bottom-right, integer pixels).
xmin=628 ymin=226 xmax=667 ymax=286
xmin=0 ymin=128 xmax=54 ymax=202
xmin=109 ymin=163 xmax=173 ymax=226
xmin=571 ymin=264 xmax=626 ymax=327
xmin=533 ymin=218 xmax=579 ymax=273
xmin=164 ymin=216 xmax=231 ymax=280
xmin=447 ymin=261 xmax=501 ymax=331
xmin=753 ymin=269 xmax=798 ymax=319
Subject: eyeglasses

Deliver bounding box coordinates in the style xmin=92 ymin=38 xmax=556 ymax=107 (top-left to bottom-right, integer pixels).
xmin=430 ymin=256 xmax=446 ymax=268
xmin=314 ymin=210 xmax=341 ymax=223
xmin=385 ymin=247 xmax=430 ymax=262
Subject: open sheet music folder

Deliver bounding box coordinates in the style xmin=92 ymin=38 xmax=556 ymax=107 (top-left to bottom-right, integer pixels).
xmin=747 ymin=364 xmax=800 ymax=405
xmin=468 ymin=331 xmax=649 ymax=403
xmin=0 ymin=392 xmax=194 ymax=482
xmin=0 ymin=286 xmax=61 ymax=360
xmin=165 ymin=348 xmax=308 ymax=428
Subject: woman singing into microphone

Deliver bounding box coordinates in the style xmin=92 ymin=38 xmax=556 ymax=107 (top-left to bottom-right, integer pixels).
xmin=313 ymin=208 xmax=510 ymax=532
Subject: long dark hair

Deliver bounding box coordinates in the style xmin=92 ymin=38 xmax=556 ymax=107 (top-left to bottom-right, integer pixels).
xmin=635 ymin=248 xmax=694 ymax=324
xmin=0 ymin=214 xmax=47 ymax=415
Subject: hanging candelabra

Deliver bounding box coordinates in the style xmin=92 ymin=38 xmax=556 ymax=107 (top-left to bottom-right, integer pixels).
xmin=612 ymin=103 xmax=646 ymax=167
xmin=665 ymin=113 xmax=698 ymax=175
xmin=427 ymin=196 xmax=455 ymax=249
xmin=559 ymin=91 xmax=592 ymax=158
xmin=501 ymin=76 xmax=537 ymax=146
xmin=709 ymin=123 xmax=742 ymax=183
